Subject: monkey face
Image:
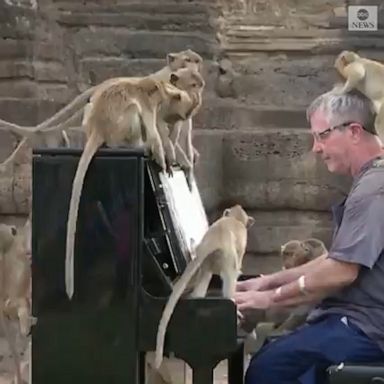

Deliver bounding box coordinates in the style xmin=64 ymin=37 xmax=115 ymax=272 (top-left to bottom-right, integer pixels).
xmin=162 ymin=90 xmax=195 ymax=124
xmin=281 ymin=241 xmax=311 ymax=269
xmin=166 ymin=49 xmax=203 ymax=72
xmin=0 ymin=223 xmax=17 ymax=253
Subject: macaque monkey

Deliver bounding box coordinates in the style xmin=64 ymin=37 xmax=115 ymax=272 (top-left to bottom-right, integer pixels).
xmin=154 ymin=204 xmax=255 ymax=369
xmin=281 ymin=237 xmax=327 ymax=270
xmin=0 ymin=221 xmax=34 ymax=384
xmin=0 ymin=49 xmax=203 ymax=170
xmin=241 ymin=238 xmax=327 ymax=354
xmin=272 ymin=237 xmax=327 ymax=332
xmin=82 ymin=67 xmax=205 ymax=176
xmin=332 ymin=50 xmax=384 ymax=140
xmin=65 ymin=77 xmax=196 ymax=300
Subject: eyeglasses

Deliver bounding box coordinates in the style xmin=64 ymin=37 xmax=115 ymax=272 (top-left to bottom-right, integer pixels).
xmin=312 ymin=121 xmax=354 ymax=142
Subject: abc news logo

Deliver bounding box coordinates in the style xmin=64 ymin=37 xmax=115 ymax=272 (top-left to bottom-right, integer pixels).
xmin=348 ymin=6 xmax=378 ymax=31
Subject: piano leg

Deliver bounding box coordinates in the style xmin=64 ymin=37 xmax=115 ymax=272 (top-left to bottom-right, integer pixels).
xmin=228 ymin=344 xmax=245 ymax=383
xmin=192 ymin=366 xmax=214 ymax=384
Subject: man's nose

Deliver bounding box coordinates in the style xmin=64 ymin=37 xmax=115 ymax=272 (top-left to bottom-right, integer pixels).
xmin=312 ymin=139 xmax=323 ymax=153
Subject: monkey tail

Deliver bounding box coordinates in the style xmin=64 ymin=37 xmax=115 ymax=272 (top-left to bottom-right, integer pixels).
xmin=154 ymin=249 xmax=209 ymax=370
xmin=65 ymin=131 xmax=103 ymax=299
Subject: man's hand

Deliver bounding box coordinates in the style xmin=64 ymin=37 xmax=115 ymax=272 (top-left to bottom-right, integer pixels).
xmin=236 ymin=276 xmax=269 ymax=292
xmin=234 ymin=290 xmax=274 ymax=311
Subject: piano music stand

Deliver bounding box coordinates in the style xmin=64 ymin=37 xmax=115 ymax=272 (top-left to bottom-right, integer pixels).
xmin=31 ymin=148 xmax=240 ymax=384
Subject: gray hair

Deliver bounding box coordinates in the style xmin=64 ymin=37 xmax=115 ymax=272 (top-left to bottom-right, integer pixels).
xmin=306 ymin=89 xmax=376 ymax=135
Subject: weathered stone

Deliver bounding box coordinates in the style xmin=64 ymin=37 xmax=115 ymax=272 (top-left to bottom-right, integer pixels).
xmin=53 ymin=2 xmax=209 ymax=14
xmin=0 ymin=60 xmax=33 ymax=79
xmin=0 ymin=79 xmax=36 ymax=98
xmin=194 ymin=100 xmax=307 ymax=130
xmin=33 ymin=62 xmax=69 ymax=83
xmin=221 ymin=130 xmax=351 ymax=210
xmin=246 ymin=210 xmax=333 ymax=255
xmin=194 ymin=130 xmax=224 ymax=214
xmin=13 ymin=162 xmax=31 ymax=214
xmin=71 ymin=28 xmax=216 ymax=59
xmin=57 ymin=12 xmax=213 ymax=33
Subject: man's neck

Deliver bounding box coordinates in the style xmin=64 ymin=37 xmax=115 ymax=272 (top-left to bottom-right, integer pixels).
xmin=350 ymin=147 xmax=384 ymax=177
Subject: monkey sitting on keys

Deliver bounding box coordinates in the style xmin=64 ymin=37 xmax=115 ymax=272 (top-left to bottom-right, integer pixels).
xmin=0 ymin=220 xmax=35 ymax=384
xmin=154 ymin=204 xmax=255 ymax=370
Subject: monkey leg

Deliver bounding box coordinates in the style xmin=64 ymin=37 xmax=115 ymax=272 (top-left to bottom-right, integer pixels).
xmin=157 ymin=120 xmax=176 ymax=176
xmin=141 ymin=112 xmax=166 ymax=171
xmin=221 ymin=266 xmax=239 ymax=299
xmin=189 ymin=270 xmax=213 ymax=298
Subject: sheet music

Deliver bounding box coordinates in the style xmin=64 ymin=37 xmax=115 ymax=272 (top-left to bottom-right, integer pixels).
xmin=159 ymin=170 xmax=209 ymax=259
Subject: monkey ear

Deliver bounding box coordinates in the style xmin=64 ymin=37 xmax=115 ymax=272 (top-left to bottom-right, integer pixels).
xmin=247 ymin=216 xmax=255 ymax=228
xmin=223 ymin=208 xmax=231 ymax=216
xmin=167 ymin=53 xmax=177 ymax=65
xmin=170 ymin=73 xmax=179 ymax=85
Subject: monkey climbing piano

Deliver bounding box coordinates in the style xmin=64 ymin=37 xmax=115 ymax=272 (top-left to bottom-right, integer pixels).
xmin=31 ymin=147 xmax=241 ymax=384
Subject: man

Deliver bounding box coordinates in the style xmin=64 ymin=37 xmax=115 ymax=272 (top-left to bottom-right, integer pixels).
xmin=235 ymin=89 xmax=384 ymax=383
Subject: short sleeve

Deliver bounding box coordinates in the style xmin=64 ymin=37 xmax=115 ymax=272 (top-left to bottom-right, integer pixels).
xmin=329 ymin=193 xmax=384 ymax=268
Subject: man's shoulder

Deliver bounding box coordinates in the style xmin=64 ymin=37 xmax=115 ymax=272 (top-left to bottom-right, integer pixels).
xmin=350 ymin=162 xmax=384 ymax=200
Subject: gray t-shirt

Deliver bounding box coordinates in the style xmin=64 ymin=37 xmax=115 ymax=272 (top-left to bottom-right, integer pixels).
xmin=308 ymin=156 xmax=384 ymax=351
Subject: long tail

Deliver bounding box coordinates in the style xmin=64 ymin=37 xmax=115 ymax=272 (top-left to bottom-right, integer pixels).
xmin=33 ymin=87 xmax=95 ymax=132
xmin=65 ymin=132 xmax=103 ymax=299
xmin=154 ymin=250 xmax=208 ymax=369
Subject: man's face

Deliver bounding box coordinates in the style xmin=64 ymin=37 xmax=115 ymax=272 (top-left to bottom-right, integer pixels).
xmin=310 ymin=110 xmax=352 ymax=175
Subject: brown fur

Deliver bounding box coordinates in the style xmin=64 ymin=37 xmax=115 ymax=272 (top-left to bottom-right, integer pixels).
xmin=0 ymin=221 xmax=33 ymax=384
xmin=65 ymin=77 xmax=196 ymax=299
xmin=154 ymin=204 xmax=254 ymax=369
xmin=333 ymin=50 xmax=384 ymax=140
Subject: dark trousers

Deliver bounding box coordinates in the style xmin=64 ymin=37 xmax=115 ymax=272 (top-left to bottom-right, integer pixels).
xmin=245 ymin=314 xmax=384 ymax=384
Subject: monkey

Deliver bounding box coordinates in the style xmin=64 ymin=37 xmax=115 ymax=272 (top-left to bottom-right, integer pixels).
xmin=0 ymin=49 xmax=203 ymax=170
xmin=281 ymin=238 xmax=327 ymax=270
xmin=332 ymin=50 xmax=384 ymax=141
xmin=82 ymin=67 xmax=205 ymax=176
xmin=0 ymin=221 xmax=34 ymax=384
xmin=240 ymin=238 xmax=327 ymax=354
xmin=65 ymin=77 xmax=197 ymax=300
xmin=154 ymin=204 xmax=255 ymax=370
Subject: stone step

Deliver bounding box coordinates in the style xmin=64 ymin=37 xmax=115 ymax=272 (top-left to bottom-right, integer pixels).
xmin=71 ymin=28 xmax=216 ymax=59
xmin=53 ymin=2 xmax=209 ymax=14
xmin=193 ymin=129 xmax=350 ymax=212
xmin=57 ymin=12 xmax=212 ymax=33
xmin=194 ymin=99 xmax=307 ymax=130
xmin=219 ymin=26 xmax=384 ymax=55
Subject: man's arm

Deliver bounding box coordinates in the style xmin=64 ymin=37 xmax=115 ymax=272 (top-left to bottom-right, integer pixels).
xmin=269 ymin=257 xmax=360 ymax=308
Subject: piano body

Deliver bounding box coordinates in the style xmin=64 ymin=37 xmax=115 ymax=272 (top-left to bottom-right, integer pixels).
xmin=31 ymin=148 xmax=242 ymax=384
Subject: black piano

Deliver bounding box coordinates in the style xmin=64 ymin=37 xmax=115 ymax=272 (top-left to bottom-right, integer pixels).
xmin=31 ymin=148 xmax=244 ymax=384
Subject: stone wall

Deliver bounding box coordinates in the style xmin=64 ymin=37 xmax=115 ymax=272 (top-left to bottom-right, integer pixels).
xmin=0 ymin=0 xmax=383 ymax=273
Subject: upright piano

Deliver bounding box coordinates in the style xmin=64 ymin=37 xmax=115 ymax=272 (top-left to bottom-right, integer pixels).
xmin=31 ymin=148 xmax=243 ymax=384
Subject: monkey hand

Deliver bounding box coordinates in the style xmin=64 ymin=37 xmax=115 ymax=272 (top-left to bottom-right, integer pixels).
xmin=330 ymin=82 xmax=346 ymax=95
xmin=192 ymin=147 xmax=200 ymax=165
xmin=165 ymin=159 xmax=174 ymax=178
xmin=234 ymin=290 xmax=273 ymax=311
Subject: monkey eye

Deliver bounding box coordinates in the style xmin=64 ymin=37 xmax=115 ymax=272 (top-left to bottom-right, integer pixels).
xmin=192 ymin=83 xmax=197 ymax=87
